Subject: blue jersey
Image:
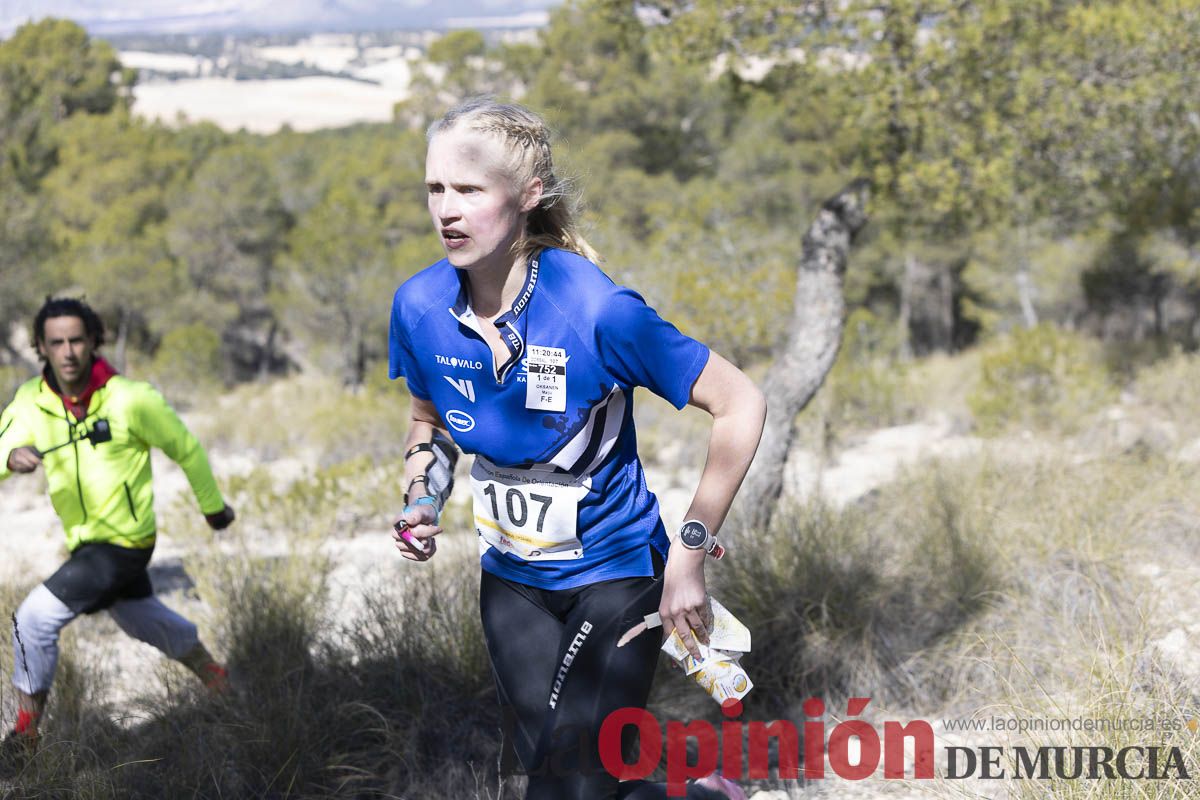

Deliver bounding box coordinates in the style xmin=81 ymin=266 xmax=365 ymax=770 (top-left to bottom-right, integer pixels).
xmin=389 ymin=248 xmax=709 ymax=589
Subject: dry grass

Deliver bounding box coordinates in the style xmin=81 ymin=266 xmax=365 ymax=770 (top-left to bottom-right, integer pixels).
xmin=190 ymin=372 xmax=411 ymax=466
xmin=4 ymin=348 xmax=1200 ymax=797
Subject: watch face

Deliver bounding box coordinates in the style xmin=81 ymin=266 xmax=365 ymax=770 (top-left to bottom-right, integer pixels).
xmin=679 ymin=521 xmax=709 ymax=549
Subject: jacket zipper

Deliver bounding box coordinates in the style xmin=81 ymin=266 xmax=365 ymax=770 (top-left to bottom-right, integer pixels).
xmin=65 ymin=407 xmax=89 ymax=523
xmin=123 ymin=482 xmax=138 ymax=521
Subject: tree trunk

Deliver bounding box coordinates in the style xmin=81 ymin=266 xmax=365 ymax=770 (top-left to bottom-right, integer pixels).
xmin=737 ymin=179 xmax=870 ymax=533
xmin=352 ymin=329 xmax=367 ymax=388
xmin=258 ymin=320 xmax=278 ymax=381
xmin=937 ymin=262 xmax=955 ymax=346
xmin=1016 ymin=222 xmax=1038 ymax=329
xmin=114 ymin=307 xmax=130 ymax=373
xmin=899 ymin=251 xmax=915 ymax=359
xmin=1016 ymin=269 xmax=1038 ymax=328
xmin=903 ymin=256 xmax=957 ymax=354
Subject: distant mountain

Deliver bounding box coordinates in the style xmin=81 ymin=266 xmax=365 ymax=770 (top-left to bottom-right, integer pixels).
xmin=0 ymin=0 xmax=563 ymax=36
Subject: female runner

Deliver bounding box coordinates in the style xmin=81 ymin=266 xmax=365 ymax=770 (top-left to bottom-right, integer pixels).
xmin=389 ymin=97 xmax=766 ymax=799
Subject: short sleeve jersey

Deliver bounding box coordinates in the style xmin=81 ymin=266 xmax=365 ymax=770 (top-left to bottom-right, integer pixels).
xmin=389 ymin=248 xmax=710 ymax=589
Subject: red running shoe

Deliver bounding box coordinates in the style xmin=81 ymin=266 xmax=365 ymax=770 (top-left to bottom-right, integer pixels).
xmin=202 ymin=663 xmax=231 ymax=694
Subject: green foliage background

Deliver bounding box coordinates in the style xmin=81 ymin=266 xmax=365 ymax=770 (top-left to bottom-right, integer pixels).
xmin=3 ymin=7 xmax=1200 ymax=793
xmin=1 ymin=0 xmax=1198 ymax=399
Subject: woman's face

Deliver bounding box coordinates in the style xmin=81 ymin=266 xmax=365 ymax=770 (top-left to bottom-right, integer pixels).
xmin=425 ymin=127 xmax=538 ymax=273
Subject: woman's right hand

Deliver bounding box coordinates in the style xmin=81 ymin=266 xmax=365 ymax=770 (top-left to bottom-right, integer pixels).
xmin=392 ymin=501 xmax=443 ymax=561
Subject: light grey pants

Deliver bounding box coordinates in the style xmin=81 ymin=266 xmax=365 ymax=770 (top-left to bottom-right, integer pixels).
xmin=11 ymin=583 xmax=200 ymax=695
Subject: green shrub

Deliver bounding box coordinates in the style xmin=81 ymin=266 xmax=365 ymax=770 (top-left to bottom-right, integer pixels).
xmin=1131 ymin=349 xmax=1200 ymax=438
xmin=821 ymin=308 xmax=917 ymax=433
xmin=969 ymin=324 xmax=1114 ymax=435
xmin=148 ymin=323 xmax=224 ymax=403
xmin=712 ymin=462 xmax=1007 ymax=721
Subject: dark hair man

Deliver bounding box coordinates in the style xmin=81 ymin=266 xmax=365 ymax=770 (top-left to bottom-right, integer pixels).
xmin=0 ymin=297 xmax=236 ymax=767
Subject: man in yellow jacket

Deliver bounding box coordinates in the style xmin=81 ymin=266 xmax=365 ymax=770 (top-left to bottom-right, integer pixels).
xmin=0 ymin=297 xmax=235 ymax=762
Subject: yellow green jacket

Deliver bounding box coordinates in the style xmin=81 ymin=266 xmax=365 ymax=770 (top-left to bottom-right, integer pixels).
xmin=0 ymin=374 xmax=226 ymax=551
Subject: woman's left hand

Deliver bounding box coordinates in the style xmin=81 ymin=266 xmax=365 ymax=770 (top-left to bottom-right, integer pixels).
xmin=659 ymin=544 xmax=712 ymax=661
xmin=391 ymin=501 xmax=443 ymax=561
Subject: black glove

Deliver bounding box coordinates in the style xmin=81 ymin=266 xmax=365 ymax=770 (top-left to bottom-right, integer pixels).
xmin=205 ymin=504 xmax=236 ymax=530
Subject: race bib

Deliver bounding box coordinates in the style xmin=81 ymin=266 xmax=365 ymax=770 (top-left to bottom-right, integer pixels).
xmin=525 ymin=345 xmax=567 ymax=412
xmin=471 ymin=456 xmax=589 ymax=561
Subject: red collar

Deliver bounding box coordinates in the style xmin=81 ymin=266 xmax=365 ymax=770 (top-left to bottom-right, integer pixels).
xmin=44 ymin=356 xmax=118 ymax=420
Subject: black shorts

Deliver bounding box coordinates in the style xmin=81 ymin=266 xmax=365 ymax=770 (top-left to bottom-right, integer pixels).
xmin=43 ymin=542 xmax=154 ymax=614
xmin=482 ymin=550 xmax=677 ymax=800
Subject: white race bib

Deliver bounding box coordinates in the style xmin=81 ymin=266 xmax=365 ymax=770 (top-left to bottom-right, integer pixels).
xmin=471 ymin=456 xmax=589 ymax=561
xmin=525 ymin=345 xmax=567 ymax=412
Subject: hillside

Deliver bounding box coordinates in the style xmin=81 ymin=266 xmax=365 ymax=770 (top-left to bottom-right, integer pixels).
xmin=0 ymin=1 xmax=562 ymax=36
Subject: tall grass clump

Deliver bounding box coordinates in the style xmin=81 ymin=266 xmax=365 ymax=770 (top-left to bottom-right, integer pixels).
xmin=194 ymin=372 xmax=411 ymax=465
xmin=323 ymin=563 xmax=502 ymax=797
xmin=912 ymin=451 xmax=1198 ymax=800
xmin=713 ymin=461 xmax=1006 ymax=720
xmin=972 ymin=639 xmax=1200 ymax=800
xmin=219 ymin=456 xmax=407 ymax=542
xmin=4 ymin=530 xmax=504 ymax=798
xmin=711 ymin=447 xmax=1180 ymax=715
xmin=940 ymin=545 xmax=1199 ymax=800
xmin=0 ymin=578 xmax=130 ymax=796
xmin=951 ymin=451 xmax=1191 ymax=696
xmin=1130 ymin=348 xmax=1200 ymax=441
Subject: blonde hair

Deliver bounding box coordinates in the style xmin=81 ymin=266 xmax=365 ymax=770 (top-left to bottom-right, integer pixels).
xmin=428 ymin=96 xmax=599 ymax=265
